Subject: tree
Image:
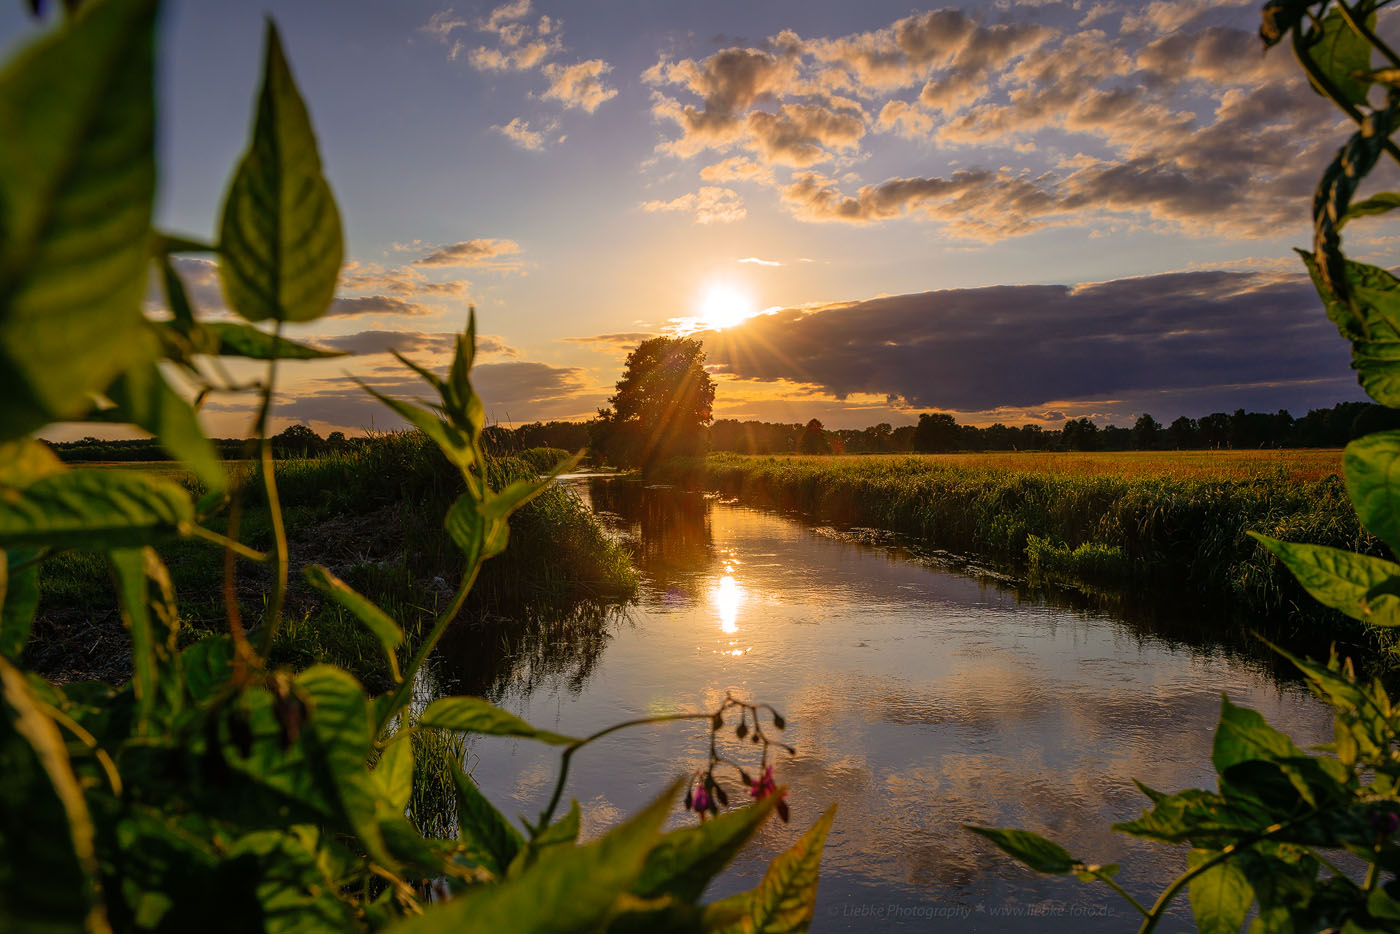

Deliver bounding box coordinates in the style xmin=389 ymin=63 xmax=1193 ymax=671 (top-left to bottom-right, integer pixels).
xmin=1061 ymin=417 xmax=1098 ymax=451
xmin=1166 ymin=416 xmax=1197 ymax=449
xmin=598 ymin=337 xmax=715 ymax=468
xmin=271 ymin=423 xmax=322 ymax=457
xmin=913 ymin=412 xmax=959 ymax=452
xmin=1131 ymin=413 xmax=1161 ymax=449
xmin=797 ymin=418 xmax=832 ymax=454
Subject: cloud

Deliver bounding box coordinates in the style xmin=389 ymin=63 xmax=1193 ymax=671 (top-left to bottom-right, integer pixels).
xmin=467 ymin=0 xmax=559 ymax=71
xmin=339 ymin=261 xmax=470 ymax=298
xmin=327 ymin=295 xmax=433 ymax=318
xmin=412 ymin=239 xmax=522 ymax=267
xmin=541 ymin=59 xmax=618 ymax=113
xmin=278 ymin=360 xmax=595 ymax=429
xmin=640 ymin=9 xmax=1348 ymax=240
xmin=561 ymin=331 xmax=657 ymax=347
xmin=317 ymin=330 xmax=518 ymax=357
xmin=493 ymin=116 xmax=547 ymax=150
xmin=738 ymin=257 xmax=781 ymax=266
xmin=639 ymin=186 xmax=746 ymax=224
xmin=696 ymin=269 xmax=1363 ymax=416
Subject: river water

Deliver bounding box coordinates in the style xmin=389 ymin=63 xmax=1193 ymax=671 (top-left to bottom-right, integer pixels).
xmin=445 ymin=475 xmax=1336 ymax=931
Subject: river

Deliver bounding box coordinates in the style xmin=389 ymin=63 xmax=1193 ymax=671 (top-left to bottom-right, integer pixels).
xmin=441 ymin=475 xmax=1336 ymax=931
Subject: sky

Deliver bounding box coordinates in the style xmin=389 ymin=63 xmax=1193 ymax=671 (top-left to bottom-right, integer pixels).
xmin=5 ymin=0 xmax=1391 ymax=436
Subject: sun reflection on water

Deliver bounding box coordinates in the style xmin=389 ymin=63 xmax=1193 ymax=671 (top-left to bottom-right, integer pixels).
xmin=713 ymin=564 xmax=743 ymax=634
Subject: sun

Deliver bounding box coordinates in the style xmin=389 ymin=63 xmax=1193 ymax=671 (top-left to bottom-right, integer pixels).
xmin=697 ymin=284 xmax=755 ymax=330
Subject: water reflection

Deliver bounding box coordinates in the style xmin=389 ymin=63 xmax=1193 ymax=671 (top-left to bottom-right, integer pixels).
xmin=457 ymin=477 xmax=1336 ymax=932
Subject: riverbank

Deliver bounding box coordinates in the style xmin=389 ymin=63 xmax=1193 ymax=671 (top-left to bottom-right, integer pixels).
xmin=29 ymin=433 xmax=637 ymax=689
xmin=654 ymin=451 xmax=1396 ymax=664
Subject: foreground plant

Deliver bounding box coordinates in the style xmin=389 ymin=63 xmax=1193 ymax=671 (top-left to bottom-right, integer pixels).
xmin=975 ymin=2 xmax=1400 ymax=929
xmin=0 ymin=2 xmax=833 ymax=930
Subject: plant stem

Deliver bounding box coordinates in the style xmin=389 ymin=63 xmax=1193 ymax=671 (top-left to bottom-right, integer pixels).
xmin=184 ymin=523 xmax=268 ymax=562
xmin=375 ymin=561 xmax=482 ymax=735
xmin=535 ymin=712 xmax=716 ymax=832
xmin=1338 ymin=1 xmax=1400 ymax=69
xmin=1291 ymin=25 xmax=1400 ymax=167
xmin=254 ymin=324 xmax=289 ymax=658
xmin=1094 ymin=872 xmax=1150 ymax=919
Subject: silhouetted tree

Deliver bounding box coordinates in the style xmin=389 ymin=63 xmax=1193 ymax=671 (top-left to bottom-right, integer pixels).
xmin=1132 ymin=413 xmax=1162 ymax=450
xmin=913 ymin=413 xmax=959 ymax=452
xmin=595 ymin=337 xmax=715 ymax=469
xmin=271 ymin=423 xmax=322 ymax=457
xmin=797 ymin=418 xmax=832 ymax=454
xmin=1167 ymin=416 xmax=1198 ymax=449
xmin=1061 ymin=418 xmax=1099 ymax=451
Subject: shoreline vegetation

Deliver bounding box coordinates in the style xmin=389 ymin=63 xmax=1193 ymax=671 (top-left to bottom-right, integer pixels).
xmin=31 ymin=432 xmax=637 ymax=690
xmin=653 ymin=450 xmax=1398 ymax=666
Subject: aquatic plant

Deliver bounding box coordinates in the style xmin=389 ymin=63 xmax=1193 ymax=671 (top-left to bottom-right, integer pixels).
xmin=976 ymin=3 xmax=1400 ymax=929
xmin=0 ymin=2 xmax=833 ymax=930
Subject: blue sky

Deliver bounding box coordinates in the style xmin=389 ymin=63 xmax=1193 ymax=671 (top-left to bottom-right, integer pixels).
xmin=4 ymin=0 xmax=1380 ymax=434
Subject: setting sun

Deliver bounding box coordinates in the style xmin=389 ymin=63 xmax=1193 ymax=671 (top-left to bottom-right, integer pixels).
xmin=698 ymin=284 xmax=755 ymax=331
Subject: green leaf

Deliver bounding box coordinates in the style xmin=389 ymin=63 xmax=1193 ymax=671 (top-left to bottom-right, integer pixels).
xmin=179 ymin=635 xmax=233 ymax=703
xmin=361 ymin=383 xmax=476 ymax=475
xmin=218 ymin=21 xmax=343 ymax=323
xmin=481 ymin=452 xmax=583 ymax=523
xmin=1300 ymin=253 xmax=1400 ymax=406
xmin=1344 ymin=431 xmax=1400 ymax=554
xmin=1306 ymin=9 xmax=1374 ymax=108
xmin=449 ymin=760 xmax=524 ymax=877
xmin=0 ymin=439 xmax=65 ymax=487
xmin=0 ymin=549 xmax=39 ymax=661
xmin=635 ymin=793 xmax=779 ymax=902
xmin=1342 ymin=192 xmax=1400 ymax=227
xmin=704 ymin=803 xmax=837 ymax=934
xmin=106 ymin=361 xmax=227 ymax=493
xmin=389 ymin=779 xmax=682 ymax=934
xmin=374 ymin=732 xmax=414 ymax=813
xmin=1249 ymin=532 xmax=1400 ymax=626
xmin=530 ymin=800 xmax=581 ymax=850
xmin=0 ymin=469 xmax=193 ymax=550
xmin=1187 ymin=848 xmax=1255 ymax=934
xmin=204 ymin=321 xmax=345 ymax=360
xmin=966 ymin=826 xmax=1076 ymax=874
xmin=445 ymin=493 xmax=489 ymax=568
xmin=0 ymin=655 xmax=106 ymax=932
xmin=418 ymin=696 xmax=579 ymax=746
xmin=150 ymin=230 xmax=216 ymax=256
xmin=295 ymin=666 xmax=397 ymax=871
xmin=303 ymin=564 xmax=404 ymax=683
xmin=1212 ymin=695 xmax=1307 ymax=774
xmin=0 ymin=0 xmax=159 ymax=440
xmin=110 ymin=546 xmax=180 ymax=727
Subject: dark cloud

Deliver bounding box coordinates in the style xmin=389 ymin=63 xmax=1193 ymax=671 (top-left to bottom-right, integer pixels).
xmin=697 ymin=269 xmax=1364 ymax=415
xmin=278 ymin=361 xmax=593 ymax=430
xmin=318 ymin=330 xmax=518 ymax=357
xmin=327 ymin=295 xmax=432 ymax=317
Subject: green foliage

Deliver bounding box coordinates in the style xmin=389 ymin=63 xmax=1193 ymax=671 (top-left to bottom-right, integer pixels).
xmin=0 ymin=4 xmax=830 ymax=932
xmin=973 ymin=5 xmax=1400 ymax=929
xmin=596 ymin=336 xmax=715 ymax=470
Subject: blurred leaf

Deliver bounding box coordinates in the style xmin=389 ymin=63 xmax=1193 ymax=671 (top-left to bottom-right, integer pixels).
xmin=0 ymin=655 xmax=107 ymax=932
xmin=481 ymin=452 xmax=583 ymax=523
xmin=1250 ymin=532 xmax=1400 ymax=626
xmin=1188 ymin=848 xmax=1255 ymax=934
xmin=303 ymin=565 xmax=403 ymax=683
xmin=224 ymin=829 xmax=357 ymax=932
xmin=0 ymin=439 xmax=65 ymax=487
xmin=528 ymin=800 xmax=581 ymax=851
xmin=110 ymin=547 xmax=180 ymax=728
xmin=389 ymin=779 xmax=682 ymax=934
xmin=1260 ymin=0 xmax=1310 ymax=48
xmin=449 ymin=760 xmax=523 ymax=877
xmin=704 ymin=803 xmax=836 ymax=934
xmin=0 ymin=469 xmax=193 ymax=550
xmin=1342 ymin=191 xmax=1400 ymax=227
xmin=360 ymin=384 xmax=475 ymax=475
xmin=418 ymin=696 xmax=578 ymax=746
xmin=205 ymin=322 xmax=345 ymax=360
xmin=966 ymin=826 xmax=1075 ymax=874
xmin=635 ymin=793 xmax=778 ymax=902
xmin=1305 ymin=9 xmax=1374 ymax=108
xmin=1344 ymin=431 xmax=1400 ymax=554
xmin=106 ymin=362 xmax=226 ymax=494
xmin=444 ymin=493 xmax=489 ymax=569
xmin=218 ymin=21 xmax=342 ymax=323
xmin=0 ymin=549 xmax=39 ymax=661
xmin=374 ymin=732 xmax=413 ymax=813
xmin=150 ymin=231 xmax=215 ymax=255
xmin=179 ymin=636 xmax=233 ymax=704
xmin=0 ymin=0 xmax=159 ymax=439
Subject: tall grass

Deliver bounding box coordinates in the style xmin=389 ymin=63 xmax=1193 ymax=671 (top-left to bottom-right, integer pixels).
xmin=667 ymin=452 xmax=1390 ymax=657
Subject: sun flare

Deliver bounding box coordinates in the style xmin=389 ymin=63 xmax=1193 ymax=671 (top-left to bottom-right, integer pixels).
xmin=698 ymin=284 xmax=755 ymax=331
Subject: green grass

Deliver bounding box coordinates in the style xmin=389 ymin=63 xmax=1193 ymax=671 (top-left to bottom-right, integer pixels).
xmin=662 ymin=452 xmax=1393 ymax=661
xmin=32 ymin=433 xmax=637 ymax=690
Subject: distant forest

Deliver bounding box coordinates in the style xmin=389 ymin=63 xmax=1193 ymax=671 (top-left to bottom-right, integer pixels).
xmin=47 ymin=400 xmax=1400 ymax=462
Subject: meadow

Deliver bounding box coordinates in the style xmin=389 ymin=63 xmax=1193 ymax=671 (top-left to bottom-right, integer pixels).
xmin=662 ymin=449 xmax=1392 ymax=661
